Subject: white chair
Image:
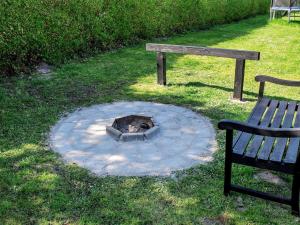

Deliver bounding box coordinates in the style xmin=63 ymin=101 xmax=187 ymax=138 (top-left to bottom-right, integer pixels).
xmin=270 ymin=0 xmax=300 ymax=22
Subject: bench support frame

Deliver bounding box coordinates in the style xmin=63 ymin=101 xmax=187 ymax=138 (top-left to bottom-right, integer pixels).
xmin=146 ymin=43 xmax=260 ymax=101
xmin=223 ymin=128 xmax=300 ymax=216
xmin=233 ymin=59 xmax=246 ymax=100
xmin=157 ymin=52 xmax=166 ymax=85
xmin=219 ymin=75 xmax=300 ymax=216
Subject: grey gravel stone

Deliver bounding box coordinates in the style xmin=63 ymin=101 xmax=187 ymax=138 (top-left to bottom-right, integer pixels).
xmin=235 ymin=196 xmax=246 ymax=212
xmin=36 ymin=62 xmax=52 ymax=74
xmin=144 ymin=126 xmax=160 ymax=139
xmin=106 ymin=126 xmax=122 ymax=140
xmin=120 ymin=133 xmax=145 ymax=142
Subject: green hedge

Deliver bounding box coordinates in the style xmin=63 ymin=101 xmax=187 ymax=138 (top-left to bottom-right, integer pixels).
xmin=0 ymin=0 xmax=269 ymax=75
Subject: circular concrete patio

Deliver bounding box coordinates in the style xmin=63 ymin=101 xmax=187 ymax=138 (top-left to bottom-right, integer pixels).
xmin=49 ymin=101 xmax=217 ymax=176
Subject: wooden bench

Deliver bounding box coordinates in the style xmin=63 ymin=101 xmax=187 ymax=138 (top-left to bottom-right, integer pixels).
xmin=218 ymin=75 xmax=300 ymax=215
xmin=146 ymin=43 xmax=260 ymax=101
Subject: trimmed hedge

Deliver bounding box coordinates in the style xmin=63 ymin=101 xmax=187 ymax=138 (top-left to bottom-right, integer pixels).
xmin=0 ymin=0 xmax=269 ymax=75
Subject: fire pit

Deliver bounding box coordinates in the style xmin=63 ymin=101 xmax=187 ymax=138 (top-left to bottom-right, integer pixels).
xmin=106 ymin=115 xmax=159 ymax=141
xmin=49 ymin=101 xmax=217 ymax=176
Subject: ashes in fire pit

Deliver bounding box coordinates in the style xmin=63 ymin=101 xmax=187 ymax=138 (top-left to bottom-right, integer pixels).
xmin=114 ymin=115 xmax=154 ymax=133
xmin=106 ymin=115 xmax=159 ymax=141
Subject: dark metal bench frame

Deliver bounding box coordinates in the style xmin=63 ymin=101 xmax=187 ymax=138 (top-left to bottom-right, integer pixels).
xmin=218 ymin=75 xmax=300 ymax=215
xmin=146 ymin=43 xmax=260 ymax=101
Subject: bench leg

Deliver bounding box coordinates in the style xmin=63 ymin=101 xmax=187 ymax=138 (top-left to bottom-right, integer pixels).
xmin=224 ymin=129 xmax=233 ymax=196
xmin=233 ymin=59 xmax=245 ymax=101
xmin=224 ymin=155 xmax=232 ymax=196
xmin=157 ymin=52 xmax=166 ymax=85
xmin=291 ymin=174 xmax=300 ymax=216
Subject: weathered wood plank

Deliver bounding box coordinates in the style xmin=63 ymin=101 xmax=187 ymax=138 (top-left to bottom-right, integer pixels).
xmin=284 ymin=104 xmax=300 ymax=164
xmin=146 ymin=43 xmax=260 ymax=60
xmin=270 ymin=102 xmax=297 ymax=162
xmin=256 ymin=75 xmax=300 ymax=87
xmin=219 ymin=120 xmax=300 ymax=138
xmin=258 ymin=81 xmax=265 ymax=99
xmin=157 ymin=52 xmax=166 ymax=85
xmin=245 ymin=100 xmax=279 ymax=158
xmin=233 ymin=59 xmax=246 ymax=100
xmin=257 ymin=101 xmax=288 ymax=161
xmin=233 ymin=98 xmax=270 ymax=155
xmin=233 ymin=98 xmax=268 ymax=145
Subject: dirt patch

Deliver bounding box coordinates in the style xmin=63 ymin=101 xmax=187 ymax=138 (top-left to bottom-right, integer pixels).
xmin=65 ymin=82 xmax=99 ymax=104
xmin=200 ymin=214 xmax=230 ymax=225
xmin=254 ymin=171 xmax=287 ymax=186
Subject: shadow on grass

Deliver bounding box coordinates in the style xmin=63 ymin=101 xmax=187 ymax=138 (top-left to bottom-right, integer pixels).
xmin=168 ymin=81 xmax=258 ymax=101
xmin=0 ymin=142 xmax=227 ymax=223
xmin=168 ymin=81 xmax=298 ymax=103
xmin=0 ymin=142 xmax=292 ymax=224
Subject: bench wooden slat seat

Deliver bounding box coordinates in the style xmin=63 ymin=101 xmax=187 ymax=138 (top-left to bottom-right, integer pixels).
xmin=232 ymin=98 xmax=300 ymax=173
xmin=218 ymin=75 xmax=300 ymax=216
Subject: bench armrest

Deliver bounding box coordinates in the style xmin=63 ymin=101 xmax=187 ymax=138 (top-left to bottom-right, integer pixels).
xmin=255 ymin=75 xmax=300 ymax=98
xmin=218 ymin=119 xmax=300 ymax=138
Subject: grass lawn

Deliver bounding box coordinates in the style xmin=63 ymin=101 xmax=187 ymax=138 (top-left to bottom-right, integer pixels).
xmin=1 ymin=15 xmax=300 ymax=224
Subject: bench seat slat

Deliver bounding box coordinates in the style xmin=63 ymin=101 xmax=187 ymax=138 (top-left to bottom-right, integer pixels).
xmin=233 ymin=98 xmax=270 ymax=155
xmin=245 ymin=100 xmax=279 ymax=158
xmin=270 ymin=102 xmax=297 ymax=162
xmin=257 ymin=101 xmax=288 ymax=160
xmin=284 ymin=104 xmax=300 ymax=164
xmin=233 ymin=98 xmax=269 ymax=145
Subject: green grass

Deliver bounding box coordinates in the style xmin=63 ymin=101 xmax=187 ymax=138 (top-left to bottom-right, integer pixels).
xmin=1 ymin=15 xmax=300 ymax=224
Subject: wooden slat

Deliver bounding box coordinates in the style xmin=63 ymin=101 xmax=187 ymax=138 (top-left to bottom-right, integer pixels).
xmin=257 ymin=101 xmax=288 ymax=161
xmin=233 ymin=98 xmax=270 ymax=155
xmin=245 ymin=100 xmax=279 ymax=158
xmin=284 ymin=104 xmax=300 ymax=164
xmin=256 ymin=75 xmax=300 ymax=87
xmin=146 ymin=44 xmax=260 ymax=60
xmin=235 ymin=98 xmax=270 ymax=142
xmin=270 ymin=102 xmax=297 ymax=162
